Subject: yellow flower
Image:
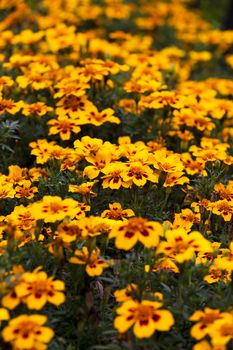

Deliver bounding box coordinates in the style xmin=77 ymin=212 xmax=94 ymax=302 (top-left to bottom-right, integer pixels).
xmin=172 ymin=208 xmax=200 ymax=231
xmin=74 ymin=136 xmax=103 ymax=158
xmin=214 ymin=242 xmax=233 ymax=272
xmin=69 ymin=181 xmax=98 ymax=197
xmin=0 ymin=97 xmax=23 ymax=115
xmin=164 ymin=172 xmax=189 ymax=187
xmin=214 ymin=183 xmax=233 ymax=201
xmin=210 ymin=200 xmax=233 ymax=221
xmin=2 ymin=314 xmax=54 ymax=349
xmin=78 ymin=216 xmax=112 ymax=239
xmin=14 ymin=180 xmax=38 ymax=199
xmin=114 ymin=284 xmax=138 ymax=302
xmin=101 ymin=202 xmax=134 ymax=221
xmin=101 ymin=163 xmax=131 ymax=189
xmin=83 ymin=150 xmax=112 ymax=179
xmin=0 ymin=308 xmax=9 ymax=324
xmin=69 ymin=247 xmax=109 ymax=276
xmin=209 ymin=313 xmax=233 ymax=346
xmin=30 ymin=196 xmax=81 ymax=223
xmin=14 ymin=268 xmax=65 ymax=310
xmin=0 ymin=75 xmax=14 ymax=92
xmin=109 ymin=217 xmax=163 ymax=250
xmin=157 ymin=229 xmax=213 ymax=263
xmin=16 ymin=71 xmax=52 ymax=90
xmin=22 ymin=102 xmax=53 ymax=117
xmin=122 ymin=162 xmax=159 ymax=187
xmin=189 ymin=308 xmax=225 ymax=340
xmin=193 ymin=340 xmax=225 ymax=350
xmin=146 ymin=257 xmax=179 ymax=273
xmin=152 ymin=150 xmax=184 ymax=173
xmin=55 ymin=221 xmax=81 ymax=243
xmin=181 ymin=153 xmax=207 ymax=176
xmin=203 ymin=265 xmax=231 ymax=284
xmin=54 ymin=80 xmax=90 ymax=99
xmin=7 ymin=205 xmax=36 ymax=231
xmin=56 ymin=95 xmax=93 ymax=118
xmin=48 ymin=115 xmax=81 ymax=140
xmin=2 ymin=290 xmax=21 ymax=310
xmin=0 ymin=181 xmax=15 ymax=199
xmin=139 ymin=90 xmax=186 ymax=110
xmin=7 ymin=165 xmax=27 ymax=184
xmin=114 ymin=299 xmax=174 ymax=339
xmin=79 ymin=105 xmax=120 ymax=126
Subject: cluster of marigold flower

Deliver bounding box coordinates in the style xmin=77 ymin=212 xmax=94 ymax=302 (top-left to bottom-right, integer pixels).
xmin=0 ymin=0 xmax=233 ymax=349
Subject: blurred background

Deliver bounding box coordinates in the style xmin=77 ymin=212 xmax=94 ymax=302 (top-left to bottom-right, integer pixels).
xmin=188 ymin=0 xmax=232 ymax=28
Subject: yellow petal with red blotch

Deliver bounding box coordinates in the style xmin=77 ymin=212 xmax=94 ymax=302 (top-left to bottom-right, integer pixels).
xmin=0 ymin=308 xmax=9 ymax=321
xmin=115 ymin=232 xmax=138 ymax=250
xmin=47 ymin=291 xmax=65 ymax=306
xmin=114 ymin=315 xmax=134 ymax=333
xmin=35 ymin=326 xmax=54 ymax=343
xmin=152 ymin=309 xmax=174 ymax=331
xmin=26 ymin=294 xmax=47 ymax=310
xmin=133 ymin=318 xmax=155 ymax=338
xmin=14 ymin=333 xmax=35 ymax=349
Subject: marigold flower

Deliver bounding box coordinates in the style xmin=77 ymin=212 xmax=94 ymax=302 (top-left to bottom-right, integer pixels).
xmin=209 ymin=313 xmax=233 ymax=346
xmin=203 ymin=265 xmax=231 ymax=284
xmin=2 ymin=314 xmax=54 ymax=349
xmin=210 ymin=200 xmax=233 ymax=221
xmin=114 ymin=299 xmax=174 ymax=339
xmin=55 ymin=221 xmax=81 ymax=243
xmin=189 ymin=308 xmax=226 ymax=340
xmin=122 ymin=162 xmax=159 ymax=187
xmin=7 ymin=205 xmax=36 ymax=231
xmin=164 ymin=172 xmax=189 ymax=187
xmin=22 ymin=102 xmax=53 ymax=117
xmin=14 ymin=180 xmax=38 ymax=199
xmin=14 ymin=268 xmax=65 ymax=310
xmin=48 ymin=115 xmax=81 ymax=140
xmin=29 ymin=196 xmax=81 ymax=223
xmin=56 ymin=95 xmax=93 ymax=118
xmin=145 ymin=258 xmax=179 ymax=273
xmin=157 ymin=229 xmax=213 ymax=263
xmin=0 ymin=307 xmax=9 ymax=323
xmin=101 ymin=163 xmax=131 ymax=189
xmin=0 ymin=181 xmax=15 ymax=199
xmin=109 ymin=217 xmax=163 ymax=250
xmin=69 ymin=181 xmax=98 ymax=197
xmin=0 ymin=75 xmax=14 ymax=91
xmin=152 ymin=150 xmax=184 ymax=173
xmin=69 ymin=246 xmax=109 ymax=276
xmin=0 ymin=97 xmax=23 ymax=114
xmin=214 ymin=242 xmax=233 ymax=272
xmin=79 ymin=105 xmax=120 ymax=126
xmin=101 ymin=202 xmax=135 ymax=221
xmin=114 ymin=284 xmax=138 ymax=302
xmin=16 ymin=71 xmax=52 ymax=90
xmin=54 ymin=80 xmax=90 ymax=99
xmin=83 ymin=150 xmax=112 ymax=179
